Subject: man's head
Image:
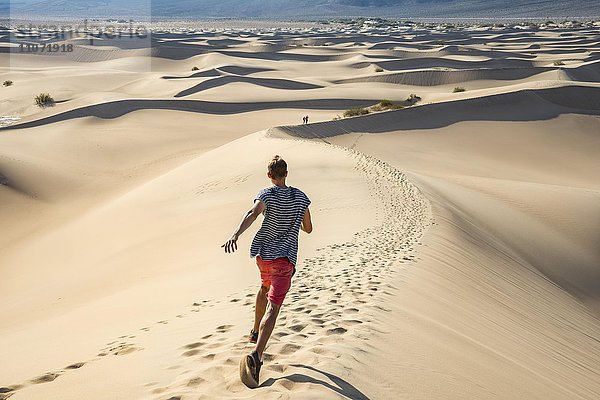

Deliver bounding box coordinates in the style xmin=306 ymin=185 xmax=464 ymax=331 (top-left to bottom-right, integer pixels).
xmin=267 ymin=155 xmax=288 ymax=180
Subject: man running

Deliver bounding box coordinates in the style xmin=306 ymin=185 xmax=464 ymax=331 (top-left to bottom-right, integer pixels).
xmin=222 ymin=155 xmax=313 ymax=388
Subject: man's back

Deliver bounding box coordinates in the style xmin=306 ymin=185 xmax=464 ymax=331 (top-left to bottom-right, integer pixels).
xmin=250 ymin=185 xmax=311 ymax=266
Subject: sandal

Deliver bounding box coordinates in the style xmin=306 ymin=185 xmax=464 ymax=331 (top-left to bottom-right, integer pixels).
xmin=240 ymin=350 xmax=262 ymax=388
xmin=249 ymin=329 xmax=259 ymax=344
xmin=249 ymin=351 xmax=262 ymax=383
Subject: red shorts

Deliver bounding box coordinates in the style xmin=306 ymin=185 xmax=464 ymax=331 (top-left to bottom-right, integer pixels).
xmin=256 ymin=256 xmax=295 ymax=306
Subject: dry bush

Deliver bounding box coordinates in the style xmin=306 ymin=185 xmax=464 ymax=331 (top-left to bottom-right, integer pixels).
xmin=343 ymin=107 xmax=370 ymax=117
xmin=34 ymin=93 xmax=54 ymax=107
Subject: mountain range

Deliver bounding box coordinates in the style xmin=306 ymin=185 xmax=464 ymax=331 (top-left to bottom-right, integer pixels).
xmin=3 ymin=0 xmax=599 ymax=19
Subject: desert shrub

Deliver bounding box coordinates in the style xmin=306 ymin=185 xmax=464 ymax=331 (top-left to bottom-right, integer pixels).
xmin=343 ymin=107 xmax=370 ymax=117
xmin=192 ymin=66 xmax=199 ymax=71
xmin=3 ymin=80 xmax=13 ymax=87
xmin=34 ymin=93 xmax=54 ymax=107
xmin=553 ymin=61 xmax=565 ymax=66
xmin=375 ymin=67 xmax=384 ymax=72
xmin=453 ymin=86 xmax=466 ymax=93
xmin=373 ymin=100 xmax=405 ymax=112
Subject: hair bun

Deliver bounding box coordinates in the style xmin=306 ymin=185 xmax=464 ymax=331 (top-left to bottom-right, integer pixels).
xmin=268 ymin=155 xmax=287 ymax=179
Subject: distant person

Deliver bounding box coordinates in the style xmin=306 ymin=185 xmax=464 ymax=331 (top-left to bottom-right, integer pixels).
xmin=302 ymin=116 xmax=307 ymax=124
xmin=305 ymin=115 xmax=309 ymax=124
xmin=222 ymin=155 xmax=313 ymax=388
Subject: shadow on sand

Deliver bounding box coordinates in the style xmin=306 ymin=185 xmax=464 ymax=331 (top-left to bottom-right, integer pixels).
xmin=279 ymin=85 xmax=600 ymax=139
xmin=0 ymin=99 xmax=376 ymax=131
xmin=3 ymin=86 xmax=599 ymax=133
xmin=174 ymin=76 xmax=323 ymax=97
xmin=260 ymin=364 xmax=370 ymax=400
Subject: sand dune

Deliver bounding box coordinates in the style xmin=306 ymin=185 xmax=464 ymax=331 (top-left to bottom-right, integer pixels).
xmin=564 ymin=59 xmax=600 ymax=82
xmin=162 ymin=65 xmax=275 ymax=80
xmin=278 ymin=85 xmax=600 ymax=136
xmin=373 ymin=57 xmax=538 ymax=71
xmin=277 ymin=81 xmax=600 ymax=398
xmin=162 ymin=68 xmax=223 ymax=79
xmin=333 ymin=66 xmax=557 ymax=86
xmin=1 ymin=98 xmax=376 ymax=129
xmin=1 ymin=21 xmax=599 ymax=400
xmin=174 ymin=75 xmax=323 ymax=97
xmin=369 ymin=45 xmax=538 ymax=60
xmin=279 ymin=96 xmax=600 ymax=306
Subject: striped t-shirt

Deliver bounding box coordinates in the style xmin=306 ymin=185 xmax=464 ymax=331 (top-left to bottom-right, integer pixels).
xmin=250 ymin=185 xmax=311 ymax=266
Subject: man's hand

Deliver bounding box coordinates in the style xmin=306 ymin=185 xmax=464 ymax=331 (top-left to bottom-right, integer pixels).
xmin=221 ymin=200 xmax=265 ymax=255
xmin=222 ymin=235 xmax=238 ymax=253
xmin=301 ymin=207 xmax=313 ymax=234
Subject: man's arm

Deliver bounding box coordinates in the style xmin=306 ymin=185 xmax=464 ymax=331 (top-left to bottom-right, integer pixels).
xmin=301 ymin=207 xmax=313 ymax=234
xmin=222 ymin=200 xmax=265 ymax=253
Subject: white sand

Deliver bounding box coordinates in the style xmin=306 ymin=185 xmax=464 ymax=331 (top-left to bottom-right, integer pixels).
xmin=1 ymin=23 xmax=599 ymax=400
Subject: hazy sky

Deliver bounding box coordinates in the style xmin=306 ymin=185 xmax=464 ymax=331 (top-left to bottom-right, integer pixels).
xmin=3 ymin=0 xmax=599 ymax=19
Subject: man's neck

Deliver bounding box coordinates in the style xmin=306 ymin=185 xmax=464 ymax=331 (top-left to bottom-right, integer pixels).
xmin=271 ymin=179 xmax=287 ymax=188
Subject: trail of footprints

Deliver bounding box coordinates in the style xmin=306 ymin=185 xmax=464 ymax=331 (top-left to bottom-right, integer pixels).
xmin=0 ymin=300 xmax=225 ymax=399
xmin=0 ymin=142 xmax=432 ymax=399
xmin=148 ymin=142 xmax=432 ymax=398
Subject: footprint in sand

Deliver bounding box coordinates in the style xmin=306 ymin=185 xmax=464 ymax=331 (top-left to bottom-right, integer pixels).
xmin=272 ymin=331 xmax=291 ymax=339
xmin=30 ymin=372 xmax=60 ymax=384
xmin=216 ymin=325 xmax=233 ymax=333
xmin=278 ymin=343 xmax=302 ymax=355
xmin=222 ymin=357 xmax=236 ymax=366
xmin=288 ymin=323 xmax=307 ymax=332
xmin=182 ymin=349 xmax=201 ymax=357
xmin=186 ymin=377 xmax=206 ymax=387
xmin=115 ymin=345 xmax=141 ymax=355
xmin=183 ymin=342 xmax=204 ymax=350
xmin=99 ymin=343 xmax=142 ymax=356
xmin=65 ymin=362 xmax=85 ymax=370
xmin=326 ymin=327 xmax=348 ymax=335
xmin=0 ymin=385 xmax=22 ymax=400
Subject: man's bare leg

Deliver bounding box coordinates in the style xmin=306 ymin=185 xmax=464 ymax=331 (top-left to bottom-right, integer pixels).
xmin=253 ymin=285 xmax=269 ymax=332
xmin=254 ymin=301 xmax=281 ymax=359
